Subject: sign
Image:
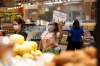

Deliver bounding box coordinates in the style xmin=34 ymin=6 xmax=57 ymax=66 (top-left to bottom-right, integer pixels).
xmin=53 ymin=10 xmax=67 ymax=22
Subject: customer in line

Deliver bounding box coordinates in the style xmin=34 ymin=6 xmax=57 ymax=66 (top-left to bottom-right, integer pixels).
xmin=13 ymin=17 xmax=27 ymax=40
xmin=67 ymin=19 xmax=84 ymax=50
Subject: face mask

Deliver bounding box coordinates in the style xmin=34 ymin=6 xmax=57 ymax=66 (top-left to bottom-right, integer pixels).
xmin=13 ymin=25 xmax=19 ymax=30
xmin=48 ymin=25 xmax=54 ymax=32
xmin=48 ymin=28 xmax=54 ymax=32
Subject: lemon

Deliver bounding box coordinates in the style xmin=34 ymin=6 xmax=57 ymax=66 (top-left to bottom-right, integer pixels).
xmin=23 ymin=53 xmax=35 ymax=60
xmin=31 ymin=50 xmax=42 ymax=56
xmin=14 ymin=55 xmax=21 ymax=59
xmin=9 ymin=34 xmax=25 ymax=44
xmin=13 ymin=40 xmax=38 ymax=57
xmin=14 ymin=42 xmax=32 ymax=55
xmin=30 ymin=41 xmax=38 ymax=51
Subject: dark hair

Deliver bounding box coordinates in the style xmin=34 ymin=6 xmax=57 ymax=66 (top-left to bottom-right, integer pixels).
xmin=73 ymin=19 xmax=80 ymax=29
xmin=49 ymin=22 xmax=59 ymax=33
xmin=49 ymin=22 xmax=59 ymax=39
xmin=13 ymin=17 xmax=25 ymax=29
xmin=13 ymin=17 xmax=25 ymax=25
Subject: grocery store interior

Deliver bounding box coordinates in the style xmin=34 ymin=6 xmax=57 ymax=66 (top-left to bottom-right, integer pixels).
xmin=0 ymin=0 xmax=97 ymax=66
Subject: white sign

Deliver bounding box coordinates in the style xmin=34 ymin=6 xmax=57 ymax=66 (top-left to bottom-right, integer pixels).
xmin=53 ymin=11 xmax=67 ymax=22
xmin=24 ymin=4 xmax=38 ymax=9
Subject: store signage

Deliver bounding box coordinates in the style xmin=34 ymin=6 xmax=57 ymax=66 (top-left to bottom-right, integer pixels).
xmin=53 ymin=10 xmax=67 ymax=22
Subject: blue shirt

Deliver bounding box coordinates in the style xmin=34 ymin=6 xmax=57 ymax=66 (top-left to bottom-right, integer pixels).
xmin=69 ymin=28 xmax=84 ymax=42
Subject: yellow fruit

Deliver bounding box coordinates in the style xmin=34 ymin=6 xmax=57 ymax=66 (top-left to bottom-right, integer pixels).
xmin=23 ymin=53 xmax=35 ymax=60
xmin=14 ymin=55 xmax=21 ymax=59
xmin=13 ymin=40 xmax=38 ymax=57
xmin=31 ymin=50 xmax=42 ymax=56
xmin=30 ymin=41 xmax=38 ymax=51
xmin=9 ymin=34 xmax=25 ymax=44
xmin=23 ymin=41 xmax=37 ymax=51
xmin=13 ymin=44 xmax=22 ymax=55
xmin=13 ymin=42 xmax=32 ymax=56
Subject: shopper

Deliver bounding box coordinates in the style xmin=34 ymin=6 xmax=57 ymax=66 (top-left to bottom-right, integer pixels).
xmin=67 ymin=19 xmax=84 ymax=50
xmin=13 ymin=18 xmax=27 ymax=39
xmin=40 ymin=22 xmax=61 ymax=53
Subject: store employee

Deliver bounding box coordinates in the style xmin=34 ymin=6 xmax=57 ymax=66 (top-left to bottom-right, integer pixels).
xmin=13 ymin=18 xmax=27 ymax=40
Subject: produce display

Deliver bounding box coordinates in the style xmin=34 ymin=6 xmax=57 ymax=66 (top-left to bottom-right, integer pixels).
xmin=9 ymin=34 xmax=25 ymax=45
xmin=8 ymin=34 xmax=56 ymax=66
xmin=12 ymin=53 xmax=55 ymax=66
xmin=46 ymin=47 xmax=97 ymax=66
xmin=7 ymin=34 xmax=97 ymax=66
xmin=9 ymin=34 xmax=42 ymax=60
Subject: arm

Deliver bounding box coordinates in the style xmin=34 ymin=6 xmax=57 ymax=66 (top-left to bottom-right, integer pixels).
xmin=81 ymin=29 xmax=84 ymax=41
xmin=41 ymin=31 xmax=48 ymax=39
xmin=81 ymin=29 xmax=84 ymax=36
xmin=56 ymin=32 xmax=61 ymax=39
xmin=68 ymin=30 xmax=72 ymax=36
xmin=26 ymin=32 xmax=37 ymax=41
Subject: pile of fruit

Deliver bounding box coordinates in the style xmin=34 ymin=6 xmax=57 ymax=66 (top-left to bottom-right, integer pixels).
xmin=46 ymin=47 xmax=97 ymax=66
xmin=9 ymin=34 xmax=42 ymax=60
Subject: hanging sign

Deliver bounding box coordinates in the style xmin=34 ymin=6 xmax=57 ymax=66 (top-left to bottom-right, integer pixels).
xmin=53 ymin=10 xmax=67 ymax=22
